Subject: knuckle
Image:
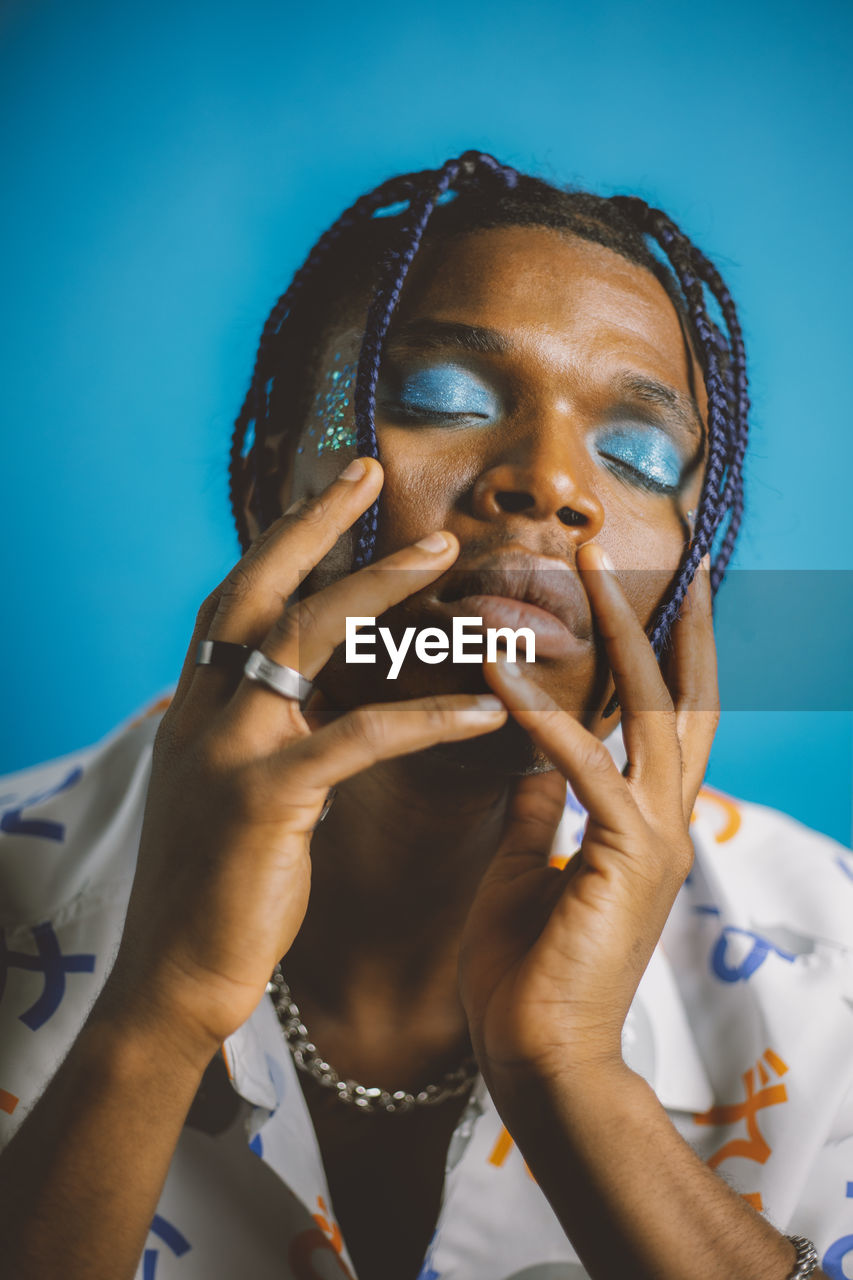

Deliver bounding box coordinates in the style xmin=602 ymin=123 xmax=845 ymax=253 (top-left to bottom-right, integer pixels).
xmin=195 ymin=592 xmax=220 ymax=633
xmin=271 ymin=597 xmax=319 ymax=650
xmin=419 ymin=697 xmax=452 ymax=733
xmin=217 ymin=564 xmax=255 ymax=608
xmin=655 ymin=704 xmax=678 ymax=730
xmin=152 ymin=711 xmax=182 ymax=761
xmin=579 ymin=740 xmax=614 ymax=777
xmin=297 ymin=492 xmax=349 ymax=540
xmin=671 ymin=834 xmax=695 ymax=882
xmin=345 ymin=706 xmax=386 ymax=751
xmin=297 ymin=494 xmax=332 ymax=529
xmin=270 ymin=607 xmax=301 ymax=650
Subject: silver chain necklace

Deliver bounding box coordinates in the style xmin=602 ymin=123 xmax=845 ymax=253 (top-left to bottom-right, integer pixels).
xmin=267 ymin=964 xmax=479 ymax=1115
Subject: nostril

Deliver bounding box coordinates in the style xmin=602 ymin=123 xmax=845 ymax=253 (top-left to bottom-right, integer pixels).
xmin=496 ymin=492 xmax=535 ymax=513
xmin=557 ymin=506 xmax=586 ymax=527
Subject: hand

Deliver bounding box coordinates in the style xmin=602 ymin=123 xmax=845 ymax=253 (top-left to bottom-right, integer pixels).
xmin=105 ymin=458 xmax=507 ymax=1062
xmin=458 ymin=544 xmax=718 ymax=1094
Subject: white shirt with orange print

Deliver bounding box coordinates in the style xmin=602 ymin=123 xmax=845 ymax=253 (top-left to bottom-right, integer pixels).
xmin=1 ymin=702 xmax=852 ymax=1280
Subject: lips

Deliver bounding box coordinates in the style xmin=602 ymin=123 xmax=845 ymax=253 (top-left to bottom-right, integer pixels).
xmin=426 ymin=551 xmax=594 ymax=661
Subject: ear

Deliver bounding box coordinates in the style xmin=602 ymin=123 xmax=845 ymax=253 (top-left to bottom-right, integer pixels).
xmin=236 ymin=438 xmax=297 ymax=547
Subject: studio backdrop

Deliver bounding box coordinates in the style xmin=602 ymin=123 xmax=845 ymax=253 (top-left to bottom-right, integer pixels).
xmin=1 ymin=0 xmax=851 ymax=843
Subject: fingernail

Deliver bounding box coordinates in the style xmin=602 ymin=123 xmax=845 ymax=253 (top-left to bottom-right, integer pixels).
xmin=415 ymin=530 xmax=450 ymax=553
xmin=597 ymin=547 xmax=615 ymax=572
xmin=473 ymin=695 xmax=505 ymax=715
xmin=339 ymin=458 xmax=367 ymax=482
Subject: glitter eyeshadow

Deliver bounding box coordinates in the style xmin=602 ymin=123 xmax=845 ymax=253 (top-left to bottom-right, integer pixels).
xmin=594 ymin=425 xmax=683 ymax=492
xmin=298 ymin=353 xmax=357 ymax=456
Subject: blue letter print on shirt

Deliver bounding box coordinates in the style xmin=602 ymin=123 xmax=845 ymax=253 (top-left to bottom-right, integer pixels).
xmin=144 ymin=1214 xmax=191 ymax=1280
xmin=416 ymin=1231 xmax=441 ymax=1280
xmin=0 ymin=766 xmax=83 ymax=843
xmin=822 ymin=1182 xmax=853 ymax=1280
xmin=710 ymin=926 xmax=796 ymax=983
xmin=0 ymin=922 xmax=96 ymax=1029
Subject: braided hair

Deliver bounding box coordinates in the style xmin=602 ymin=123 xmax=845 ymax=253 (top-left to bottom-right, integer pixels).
xmin=229 ymin=150 xmax=749 ymax=655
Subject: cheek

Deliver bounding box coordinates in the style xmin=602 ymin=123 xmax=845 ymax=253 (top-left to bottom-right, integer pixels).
xmin=373 ymin=429 xmax=477 ymax=554
xmin=600 ymin=493 xmax=692 ymax=628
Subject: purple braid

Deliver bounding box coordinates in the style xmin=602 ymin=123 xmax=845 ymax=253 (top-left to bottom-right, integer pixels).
xmin=230 ymin=169 xmax=434 ymax=540
xmin=351 ymin=152 xmax=519 ymax=567
xmin=609 ymin=196 xmax=750 ymax=653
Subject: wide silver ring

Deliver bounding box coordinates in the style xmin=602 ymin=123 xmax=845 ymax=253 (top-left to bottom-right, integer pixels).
xmin=243 ymin=649 xmax=313 ymax=703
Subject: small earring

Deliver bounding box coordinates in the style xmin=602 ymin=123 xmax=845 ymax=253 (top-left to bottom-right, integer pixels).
xmin=686 ymin=508 xmax=696 ymax=526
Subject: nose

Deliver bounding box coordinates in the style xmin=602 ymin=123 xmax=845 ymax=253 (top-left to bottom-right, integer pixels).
xmin=470 ymin=421 xmax=605 ymax=539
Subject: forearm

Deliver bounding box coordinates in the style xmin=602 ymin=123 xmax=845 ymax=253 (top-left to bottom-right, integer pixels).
xmin=0 ymin=993 xmax=214 ymax=1280
xmin=497 ymin=1063 xmax=827 ymax=1280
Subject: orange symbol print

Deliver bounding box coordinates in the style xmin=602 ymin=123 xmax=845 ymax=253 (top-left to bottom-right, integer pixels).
xmin=290 ymin=1198 xmax=354 ymax=1280
xmin=312 ymin=1195 xmax=344 ymax=1254
xmin=0 ymin=1087 xmax=19 ymax=1115
xmin=487 ymin=1126 xmax=536 ymax=1181
xmin=691 ymin=787 xmax=742 ymax=843
xmin=694 ymin=1048 xmax=789 ymax=1171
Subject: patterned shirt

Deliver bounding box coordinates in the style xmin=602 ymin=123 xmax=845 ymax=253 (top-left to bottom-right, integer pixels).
xmin=1 ymin=699 xmax=853 ymax=1279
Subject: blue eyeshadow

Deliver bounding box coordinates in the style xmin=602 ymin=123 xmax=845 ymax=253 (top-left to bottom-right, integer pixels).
xmin=390 ymin=364 xmax=499 ymax=418
xmin=595 ymin=425 xmax=683 ymax=492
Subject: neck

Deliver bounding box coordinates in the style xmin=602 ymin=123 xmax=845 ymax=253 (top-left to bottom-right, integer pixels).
xmin=283 ymin=751 xmax=510 ymax=1074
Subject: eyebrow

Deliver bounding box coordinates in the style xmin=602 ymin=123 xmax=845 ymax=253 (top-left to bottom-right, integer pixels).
xmin=386 ymin=319 xmax=705 ymax=441
xmin=386 ymin=318 xmax=512 ymax=357
xmin=610 ymin=372 xmax=705 ymax=443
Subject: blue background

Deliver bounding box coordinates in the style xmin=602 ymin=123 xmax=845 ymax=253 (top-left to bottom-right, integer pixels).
xmin=1 ymin=0 xmax=851 ymax=843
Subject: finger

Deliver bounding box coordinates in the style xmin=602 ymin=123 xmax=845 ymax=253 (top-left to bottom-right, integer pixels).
xmin=280 ymin=693 xmax=508 ymax=794
xmin=168 ymin=592 xmax=225 ymax=716
xmin=577 ymin=543 xmax=680 ymax=783
xmin=209 ymin=456 xmax=383 ymax=642
xmin=181 ymin=457 xmax=383 ymax=716
xmin=661 ymin=554 xmax=720 ymax=818
xmin=227 ymin=530 xmax=461 ymax=741
xmin=484 ymin=770 xmax=568 ymax=880
xmin=265 ymin=530 xmax=460 ymax=679
xmin=483 ymin=658 xmax=636 ymax=837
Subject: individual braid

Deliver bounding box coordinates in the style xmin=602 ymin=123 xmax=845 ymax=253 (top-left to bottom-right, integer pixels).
xmin=229 ymin=169 xmax=434 ymax=544
xmin=608 ymin=195 xmax=749 ymax=653
xmin=351 ymin=151 xmax=519 ymax=567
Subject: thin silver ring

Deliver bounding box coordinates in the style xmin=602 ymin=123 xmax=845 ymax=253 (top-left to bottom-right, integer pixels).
xmin=196 ymin=640 xmax=251 ymax=669
xmin=243 ymin=649 xmax=313 ymax=703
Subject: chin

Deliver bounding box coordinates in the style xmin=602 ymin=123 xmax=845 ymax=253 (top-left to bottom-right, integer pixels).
xmin=315 ymin=647 xmax=600 ymax=777
xmin=421 ymin=716 xmax=555 ymax=778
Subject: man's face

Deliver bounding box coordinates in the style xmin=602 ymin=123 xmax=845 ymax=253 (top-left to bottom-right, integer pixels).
xmin=275 ymin=226 xmax=707 ymax=763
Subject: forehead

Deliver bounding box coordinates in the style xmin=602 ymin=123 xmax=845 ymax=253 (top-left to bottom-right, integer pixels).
xmin=393 ymin=224 xmax=699 ymax=399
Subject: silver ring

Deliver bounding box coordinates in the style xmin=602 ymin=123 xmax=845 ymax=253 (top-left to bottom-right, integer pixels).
xmin=196 ymin=640 xmax=251 ymax=669
xmin=243 ymin=649 xmax=313 ymax=703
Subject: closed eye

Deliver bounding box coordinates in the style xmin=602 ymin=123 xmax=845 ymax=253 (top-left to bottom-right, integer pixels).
xmin=594 ymin=425 xmax=684 ymax=494
xmin=377 ymin=361 xmax=501 ymax=424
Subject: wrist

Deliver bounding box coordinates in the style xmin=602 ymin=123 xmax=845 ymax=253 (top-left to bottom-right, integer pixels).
xmin=483 ymin=1048 xmax=632 ymax=1125
xmin=93 ymin=974 xmax=222 ymax=1080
